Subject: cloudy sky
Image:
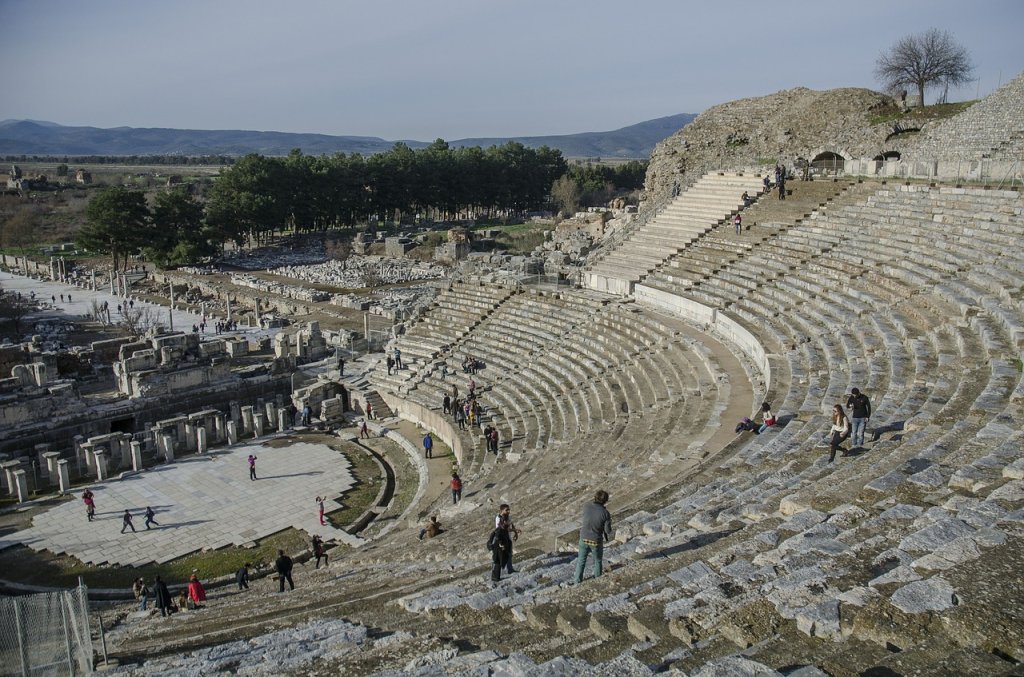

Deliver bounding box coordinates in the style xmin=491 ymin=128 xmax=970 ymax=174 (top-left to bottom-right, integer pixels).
xmin=1 ymin=0 xmax=1021 ymax=140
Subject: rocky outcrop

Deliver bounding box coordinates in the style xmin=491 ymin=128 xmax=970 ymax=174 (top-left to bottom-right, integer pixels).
xmin=645 ymin=87 xmax=905 ymax=203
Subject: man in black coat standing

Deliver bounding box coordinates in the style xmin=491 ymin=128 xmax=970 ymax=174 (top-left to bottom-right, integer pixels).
xmin=153 ymin=576 xmax=173 ymax=617
xmin=275 ymin=550 xmax=294 ymax=592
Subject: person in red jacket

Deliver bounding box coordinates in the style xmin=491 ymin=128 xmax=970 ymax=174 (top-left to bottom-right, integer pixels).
xmin=187 ymin=574 xmax=207 ymax=609
xmin=450 ymin=472 xmax=463 ymax=504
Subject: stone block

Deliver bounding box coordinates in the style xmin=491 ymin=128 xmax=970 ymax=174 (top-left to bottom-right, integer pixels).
xmin=890 ymin=577 xmax=958 ymax=614
xmin=795 ymin=600 xmax=841 ymax=639
xmin=524 ymin=603 xmax=559 ymax=630
xmin=588 ymin=611 xmax=627 ymax=641
xmin=626 ymin=606 xmax=666 ymax=642
xmin=779 ymin=495 xmax=809 ymax=515
xmin=555 ymin=606 xmax=590 ymax=635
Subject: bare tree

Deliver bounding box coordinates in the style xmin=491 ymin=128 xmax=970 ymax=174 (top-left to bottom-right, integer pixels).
xmin=551 ymin=175 xmax=581 ymax=217
xmin=875 ymin=29 xmax=973 ymax=107
xmin=121 ymin=306 xmax=160 ymax=338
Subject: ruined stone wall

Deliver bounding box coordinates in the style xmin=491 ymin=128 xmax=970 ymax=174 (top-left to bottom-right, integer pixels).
xmin=644 ymin=87 xmax=904 ymax=203
xmin=0 ymin=372 xmax=293 ymax=457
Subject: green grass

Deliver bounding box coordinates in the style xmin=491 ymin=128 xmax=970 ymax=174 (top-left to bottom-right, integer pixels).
xmin=868 ymin=100 xmax=976 ymax=126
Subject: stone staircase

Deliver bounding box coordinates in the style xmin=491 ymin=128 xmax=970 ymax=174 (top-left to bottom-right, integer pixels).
xmin=585 ymin=171 xmax=767 ymax=295
xmin=907 ymin=70 xmax=1024 ymax=162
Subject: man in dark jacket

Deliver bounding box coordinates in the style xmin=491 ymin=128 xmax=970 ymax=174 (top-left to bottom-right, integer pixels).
xmin=275 ymin=550 xmax=294 ymax=592
xmin=236 ymin=563 xmax=250 ymax=590
xmin=846 ymin=388 xmax=872 ymax=447
xmin=153 ymin=576 xmax=173 ymax=617
xmin=487 ymin=526 xmax=512 ymax=583
xmin=574 ymin=490 xmax=612 ymax=583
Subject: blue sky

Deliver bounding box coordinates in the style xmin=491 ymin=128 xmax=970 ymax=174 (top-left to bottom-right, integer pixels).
xmin=1 ymin=0 xmax=1021 ymax=140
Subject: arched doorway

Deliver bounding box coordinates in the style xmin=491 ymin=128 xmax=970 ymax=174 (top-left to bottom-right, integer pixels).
xmin=872 ymin=151 xmax=901 ymax=173
xmin=811 ymin=152 xmax=845 ymax=175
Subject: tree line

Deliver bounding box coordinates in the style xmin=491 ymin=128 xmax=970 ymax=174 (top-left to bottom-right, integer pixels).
xmin=76 ymin=140 xmax=587 ymax=269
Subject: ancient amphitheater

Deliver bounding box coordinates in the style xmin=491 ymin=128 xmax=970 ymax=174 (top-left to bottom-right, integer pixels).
xmin=28 ymin=76 xmax=1024 ymax=675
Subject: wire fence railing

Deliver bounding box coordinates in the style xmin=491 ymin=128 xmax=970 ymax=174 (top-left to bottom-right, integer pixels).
xmin=0 ymin=582 xmax=92 ymax=677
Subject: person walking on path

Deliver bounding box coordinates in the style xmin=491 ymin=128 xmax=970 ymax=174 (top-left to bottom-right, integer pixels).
xmin=450 ymin=472 xmax=463 ymax=504
xmin=144 ymin=506 xmax=159 ymax=529
xmin=495 ymin=504 xmax=520 ymax=574
xmin=443 ymin=394 xmax=451 ymax=415
xmin=133 ymin=577 xmax=150 ymax=611
xmin=153 ymin=576 xmax=173 ymax=617
xmin=828 ymin=404 xmax=850 ymax=463
xmin=187 ymin=574 xmax=207 ymax=609
xmin=423 ymin=432 xmax=433 ymax=459
xmin=574 ymin=490 xmax=613 ymax=584
xmin=487 ymin=522 xmax=512 ymax=583
xmin=394 ymin=348 xmax=402 ymax=370
xmin=366 ymin=402 xmax=374 ymax=421
xmin=275 ymin=549 xmax=294 ymax=592
xmin=386 ymin=355 xmax=394 ymax=375
xmin=846 ymin=388 xmax=871 ymax=447
xmin=360 ymin=419 xmax=370 ymax=439
xmin=248 ymin=454 xmax=258 ymax=481
xmin=312 ymin=535 xmax=328 ymax=569
xmin=316 ymin=496 xmax=326 ymax=526
xmin=236 ymin=563 xmax=250 ymax=591
xmin=83 ymin=489 xmax=96 ymax=522
xmin=121 ymin=509 xmax=136 ymax=534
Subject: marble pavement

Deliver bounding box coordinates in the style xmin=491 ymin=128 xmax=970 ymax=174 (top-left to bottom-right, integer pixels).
xmin=0 ymin=441 xmax=359 ymax=567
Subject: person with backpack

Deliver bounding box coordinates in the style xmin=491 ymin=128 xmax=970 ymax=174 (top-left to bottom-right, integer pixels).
xmin=450 ymin=472 xmax=463 ymax=504
xmin=132 ymin=577 xmax=150 ymax=611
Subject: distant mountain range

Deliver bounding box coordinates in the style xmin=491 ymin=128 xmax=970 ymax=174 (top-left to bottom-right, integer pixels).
xmin=0 ymin=114 xmax=696 ymax=159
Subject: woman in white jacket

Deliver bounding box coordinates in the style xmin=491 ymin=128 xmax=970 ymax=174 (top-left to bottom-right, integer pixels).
xmin=829 ymin=404 xmax=850 ymax=463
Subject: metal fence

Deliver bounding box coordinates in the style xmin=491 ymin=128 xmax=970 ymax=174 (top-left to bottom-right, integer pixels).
xmin=0 ymin=583 xmax=92 ymax=677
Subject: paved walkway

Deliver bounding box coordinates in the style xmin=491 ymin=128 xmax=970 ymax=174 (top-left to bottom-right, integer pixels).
xmin=0 ymin=270 xmax=302 ymax=345
xmin=0 ymin=440 xmax=358 ymax=567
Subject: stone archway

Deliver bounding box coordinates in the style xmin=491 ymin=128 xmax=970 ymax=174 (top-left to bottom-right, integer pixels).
xmin=872 ymin=150 xmax=901 ymax=173
xmin=811 ymin=151 xmax=846 ymax=175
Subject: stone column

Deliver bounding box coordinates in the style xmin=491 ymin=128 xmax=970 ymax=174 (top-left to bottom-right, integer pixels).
xmin=73 ymin=435 xmax=85 ymax=476
xmin=175 ymin=419 xmax=187 ymax=444
xmin=278 ymin=409 xmax=288 ymax=432
xmin=80 ymin=442 xmax=95 ymax=474
xmin=264 ymin=401 xmax=277 ymax=427
xmin=93 ymin=449 xmax=109 ymax=481
xmin=214 ymin=414 xmax=226 ymax=443
xmin=121 ymin=434 xmax=133 ymax=466
xmin=253 ymin=413 xmax=265 ymax=438
xmin=130 ymin=441 xmax=143 ymax=472
xmin=91 ymin=269 xmax=97 ymax=291
xmin=42 ymin=452 xmax=62 ymax=486
xmin=13 ymin=470 xmax=29 ymax=503
xmin=226 ymin=421 xmax=238 ymax=446
xmin=57 ymin=459 xmax=70 ymax=494
xmin=34 ymin=443 xmax=50 ymax=479
xmin=0 ymin=461 xmax=20 ymax=494
xmin=241 ymin=406 xmax=254 ymax=435
xmin=184 ymin=421 xmax=197 ymax=451
xmin=197 ymin=426 xmax=208 ymax=454
xmin=161 ymin=434 xmax=175 ymax=463
xmin=229 ymin=401 xmax=241 ymax=426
